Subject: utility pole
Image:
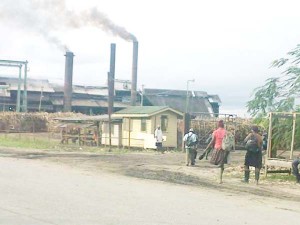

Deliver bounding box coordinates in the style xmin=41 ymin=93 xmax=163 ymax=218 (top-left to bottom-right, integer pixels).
xmin=22 ymin=61 xmax=28 ymax=112
xmin=140 ymin=84 xmax=144 ymax=106
xmin=39 ymin=86 xmax=44 ymax=112
xmin=185 ymin=79 xmax=195 ymax=113
xmin=17 ymin=65 xmax=22 ymax=112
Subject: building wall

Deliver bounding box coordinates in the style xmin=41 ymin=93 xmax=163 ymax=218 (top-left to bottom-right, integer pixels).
xmin=122 ymin=118 xmax=145 ymax=148
xmin=101 ymin=110 xmax=180 ymax=149
xmin=151 ymin=111 xmax=178 ymax=148
xmin=101 ymin=123 xmax=121 ymax=146
xmin=120 ymin=111 xmax=178 ymax=149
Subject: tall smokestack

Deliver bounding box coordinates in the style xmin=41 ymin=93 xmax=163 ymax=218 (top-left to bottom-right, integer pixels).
xmin=108 ymin=43 xmax=116 ymax=150
xmin=63 ymin=51 xmax=74 ymax=112
xmin=131 ymin=41 xmax=138 ymax=106
xmin=108 ymin=43 xmax=116 ymax=116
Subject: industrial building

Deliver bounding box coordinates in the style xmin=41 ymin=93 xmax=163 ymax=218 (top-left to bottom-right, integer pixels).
xmin=0 ymin=76 xmax=221 ymax=115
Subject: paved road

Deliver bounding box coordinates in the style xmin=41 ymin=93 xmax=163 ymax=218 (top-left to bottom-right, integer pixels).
xmin=0 ymin=157 xmax=299 ymax=225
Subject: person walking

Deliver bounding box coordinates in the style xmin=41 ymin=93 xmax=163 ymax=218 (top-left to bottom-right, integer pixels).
xmin=292 ymin=156 xmax=300 ymax=183
xmin=154 ymin=125 xmax=164 ymax=153
xmin=204 ymin=120 xmax=228 ymax=184
xmin=204 ymin=132 xmax=213 ymax=160
xmin=183 ymin=128 xmax=198 ymax=166
xmin=243 ymin=126 xmax=263 ymax=185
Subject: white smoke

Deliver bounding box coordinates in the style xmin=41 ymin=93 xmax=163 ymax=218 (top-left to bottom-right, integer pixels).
xmin=0 ymin=0 xmax=137 ymax=51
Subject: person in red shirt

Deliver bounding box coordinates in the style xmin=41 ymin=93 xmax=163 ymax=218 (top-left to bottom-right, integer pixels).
xmin=205 ymin=120 xmax=228 ymax=184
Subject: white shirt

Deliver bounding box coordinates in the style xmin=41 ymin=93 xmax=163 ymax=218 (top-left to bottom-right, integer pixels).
xmin=183 ymin=132 xmax=198 ymax=148
xmin=155 ymin=128 xmax=163 ymax=142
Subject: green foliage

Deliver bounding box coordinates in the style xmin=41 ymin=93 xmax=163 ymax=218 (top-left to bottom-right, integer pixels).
xmin=266 ymin=174 xmax=296 ymax=182
xmin=252 ymin=117 xmax=269 ymax=131
xmin=271 ymin=116 xmax=292 ymax=150
xmin=0 ymin=135 xmax=55 ymax=149
xmin=247 ymin=78 xmax=280 ymax=116
xmin=0 ymin=133 xmax=149 ymax=153
xmin=247 ymin=44 xmax=300 ymax=117
xmin=247 ymin=45 xmax=300 ymax=157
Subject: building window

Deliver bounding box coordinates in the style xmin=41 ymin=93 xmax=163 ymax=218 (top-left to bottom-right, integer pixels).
xmin=141 ymin=118 xmax=147 ymax=132
xmin=161 ymin=115 xmax=168 ymax=131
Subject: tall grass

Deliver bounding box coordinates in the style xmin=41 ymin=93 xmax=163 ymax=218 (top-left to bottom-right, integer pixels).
xmin=0 ymin=133 xmax=151 ymax=153
xmin=0 ymin=133 xmax=57 ymax=149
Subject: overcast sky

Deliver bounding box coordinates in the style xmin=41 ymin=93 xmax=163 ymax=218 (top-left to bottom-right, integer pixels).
xmin=1 ymin=0 xmax=300 ymax=117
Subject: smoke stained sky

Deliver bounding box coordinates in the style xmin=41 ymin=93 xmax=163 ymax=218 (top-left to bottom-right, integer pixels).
xmin=1 ymin=0 xmax=300 ymax=117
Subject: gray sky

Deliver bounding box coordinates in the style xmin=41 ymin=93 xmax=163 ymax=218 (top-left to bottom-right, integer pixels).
xmin=1 ymin=0 xmax=300 ymax=117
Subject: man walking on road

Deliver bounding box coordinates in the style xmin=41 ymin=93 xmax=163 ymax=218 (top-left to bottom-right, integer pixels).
xmin=183 ymin=128 xmax=198 ymax=166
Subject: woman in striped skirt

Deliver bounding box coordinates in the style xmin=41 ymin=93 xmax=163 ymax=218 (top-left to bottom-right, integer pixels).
xmin=205 ymin=120 xmax=228 ymax=183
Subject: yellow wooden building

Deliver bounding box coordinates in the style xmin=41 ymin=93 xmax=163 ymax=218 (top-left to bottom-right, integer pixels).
xmin=102 ymin=106 xmax=183 ymax=149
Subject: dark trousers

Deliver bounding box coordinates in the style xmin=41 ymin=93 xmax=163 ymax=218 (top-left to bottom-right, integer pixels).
xmin=156 ymin=142 xmax=163 ymax=152
xmin=292 ymin=159 xmax=300 ymax=183
xmin=205 ymin=147 xmax=212 ymax=159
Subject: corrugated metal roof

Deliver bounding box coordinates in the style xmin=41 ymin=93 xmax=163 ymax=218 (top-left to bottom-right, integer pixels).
xmin=55 ymin=115 xmax=107 ymax=122
xmin=94 ymin=99 xmax=129 ymax=108
xmin=114 ymin=106 xmax=168 ymax=114
xmin=56 ymin=123 xmax=96 ymax=128
xmin=85 ymin=88 xmax=107 ymax=96
xmin=72 ymin=86 xmax=87 ymax=94
xmin=52 ymin=99 xmax=99 ymax=107
xmin=144 ymin=95 xmax=211 ymax=114
xmin=73 ymin=99 xmax=100 ymax=107
xmin=0 ymin=76 xmax=130 ymax=97
xmin=143 ymin=88 xmax=221 ymax=114
xmin=52 ymin=85 xmax=107 ymax=95
xmin=208 ymin=95 xmax=222 ymax=103
xmin=0 ymin=77 xmax=55 ymax=92
xmin=6 ymin=79 xmax=110 ymax=96
xmin=114 ymin=79 xmax=131 ymax=91
xmin=54 ymin=115 xmax=122 ymax=122
xmin=72 ymin=86 xmax=108 ymax=96
xmin=51 ymin=84 xmax=63 ymax=92
xmin=113 ymin=106 xmax=183 ymax=117
xmin=51 ymin=98 xmax=129 ymax=108
xmin=144 ymin=88 xmax=208 ymax=97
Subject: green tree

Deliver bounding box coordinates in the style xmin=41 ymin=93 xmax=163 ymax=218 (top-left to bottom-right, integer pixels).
xmin=247 ymin=44 xmax=300 ymax=117
xmin=247 ymin=44 xmax=300 ymax=157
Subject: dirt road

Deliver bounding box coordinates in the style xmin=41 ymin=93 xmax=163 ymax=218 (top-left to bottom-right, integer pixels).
xmin=1 ymin=155 xmax=300 ymax=225
xmin=0 ymin=147 xmax=299 ymax=201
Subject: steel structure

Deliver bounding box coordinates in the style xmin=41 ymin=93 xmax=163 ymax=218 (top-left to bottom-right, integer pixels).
xmin=264 ymin=112 xmax=299 ymax=176
xmin=0 ymin=60 xmax=28 ymax=112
